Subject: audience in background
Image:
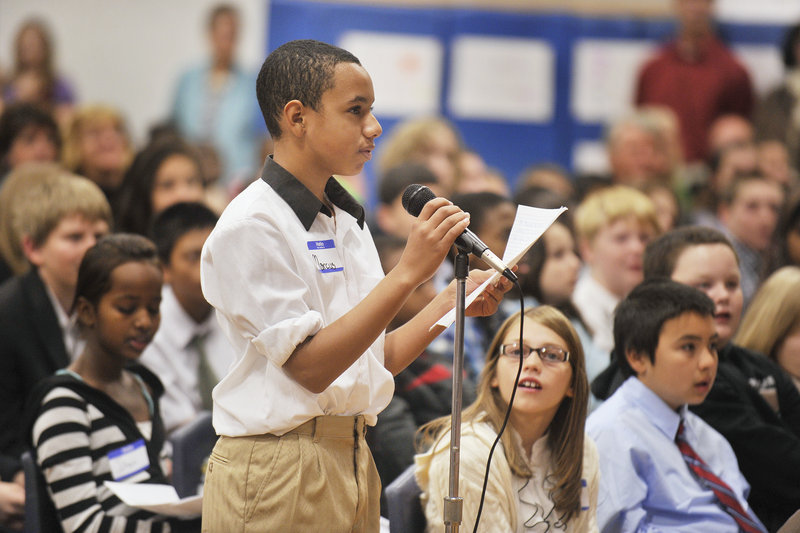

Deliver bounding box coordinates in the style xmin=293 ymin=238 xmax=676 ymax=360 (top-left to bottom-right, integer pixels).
xmin=717 ymin=174 xmax=784 ymax=306
xmin=171 ymin=3 xmax=261 ymax=190
xmin=769 ymin=188 xmax=800 ymax=272
xmin=24 ymin=234 xmax=186 ymax=533
xmin=416 ymin=305 xmax=598 ymax=532
xmin=115 ymin=138 xmax=206 ymax=236
xmin=755 ymin=22 xmax=800 ymax=170
xmin=3 ymin=19 xmax=76 ymax=127
xmin=377 ymin=116 xmax=463 ymax=195
xmin=736 ymin=266 xmax=800 ymax=391
xmin=0 ymin=103 xmax=60 ymax=181
xmin=635 ymin=0 xmax=754 ymax=163
xmin=573 ymin=185 xmax=659 ymax=354
xmin=62 ymin=104 xmax=133 ymax=203
xmin=140 ymin=202 xmax=234 ymax=434
xmin=0 ymin=166 xmax=110 ymax=532
xmin=605 ymin=111 xmax=663 ymax=187
xmin=373 ymin=162 xmax=442 ymax=239
xmin=588 ymin=280 xmax=764 ymax=532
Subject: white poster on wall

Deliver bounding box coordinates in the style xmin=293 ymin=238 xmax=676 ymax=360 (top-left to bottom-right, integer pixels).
xmin=716 ymin=0 xmax=800 ymax=23
xmin=571 ymin=39 xmax=655 ymax=123
xmin=448 ymin=35 xmax=555 ymax=123
xmin=339 ymin=31 xmax=443 ymax=118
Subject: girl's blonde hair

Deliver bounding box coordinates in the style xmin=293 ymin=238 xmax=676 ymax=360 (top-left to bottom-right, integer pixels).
xmin=735 ymin=266 xmax=800 ymax=359
xmin=419 ymin=305 xmax=589 ymax=522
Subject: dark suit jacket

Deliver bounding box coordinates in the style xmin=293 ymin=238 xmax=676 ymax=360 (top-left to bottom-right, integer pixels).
xmin=0 ymin=269 xmax=69 ymax=481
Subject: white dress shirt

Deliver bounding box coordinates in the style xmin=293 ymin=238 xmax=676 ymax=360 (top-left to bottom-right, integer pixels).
xmin=140 ymin=285 xmax=235 ymax=433
xmin=200 ymin=157 xmax=394 ymax=437
xmin=587 ymin=377 xmax=762 ymax=532
xmin=572 ymin=269 xmax=619 ymax=354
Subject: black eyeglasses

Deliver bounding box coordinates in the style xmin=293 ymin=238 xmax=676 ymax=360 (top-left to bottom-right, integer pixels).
xmin=499 ymin=343 xmax=570 ymax=364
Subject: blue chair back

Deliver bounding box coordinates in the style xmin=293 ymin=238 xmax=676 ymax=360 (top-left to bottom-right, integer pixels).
xmin=385 ymin=464 xmax=426 ymax=533
xmin=170 ymin=410 xmax=217 ymax=498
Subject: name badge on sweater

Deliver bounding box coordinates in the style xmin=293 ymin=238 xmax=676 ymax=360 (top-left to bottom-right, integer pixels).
xmin=108 ymin=439 xmax=150 ymax=480
xmin=307 ymin=239 xmax=343 ymax=273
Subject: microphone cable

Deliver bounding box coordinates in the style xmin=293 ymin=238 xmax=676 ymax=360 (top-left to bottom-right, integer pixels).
xmin=472 ymin=280 xmax=525 ymax=533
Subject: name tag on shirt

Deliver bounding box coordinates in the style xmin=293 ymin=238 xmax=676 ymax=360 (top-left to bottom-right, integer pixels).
xmin=307 ymin=239 xmax=343 ymax=274
xmin=108 ymin=439 xmax=150 ymax=481
xmin=580 ymin=478 xmax=589 ymax=511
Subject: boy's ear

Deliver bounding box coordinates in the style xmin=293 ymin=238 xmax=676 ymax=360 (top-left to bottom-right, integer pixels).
xmin=626 ymin=348 xmax=650 ymax=376
xmin=21 ymin=234 xmax=44 ymax=267
xmin=282 ymin=100 xmax=306 ymax=138
xmin=75 ymin=296 xmax=96 ymax=329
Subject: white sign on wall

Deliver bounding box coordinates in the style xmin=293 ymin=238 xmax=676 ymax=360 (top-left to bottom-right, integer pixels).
xmin=716 ymin=0 xmax=800 ymax=24
xmin=339 ymin=31 xmax=443 ymax=117
xmin=571 ymin=39 xmax=655 ymax=123
xmin=448 ymin=35 xmax=555 ymax=123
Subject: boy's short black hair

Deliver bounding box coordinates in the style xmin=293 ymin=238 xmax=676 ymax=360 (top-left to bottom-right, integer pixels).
xmin=643 ymin=226 xmax=738 ymax=280
xmin=451 ymin=192 xmax=515 ymax=235
xmin=614 ymin=279 xmax=715 ymax=377
xmin=256 ymin=39 xmax=361 ymax=139
xmin=378 ymin=163 xmax=438 ymax=206
xmin=150 ymin=202 xmax=218 ymax=265
xmin=0 ymin=103 xmax=60 ymax=170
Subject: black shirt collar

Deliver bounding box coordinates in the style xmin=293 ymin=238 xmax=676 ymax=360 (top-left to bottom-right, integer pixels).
xmin=260 ymin=156 xmax=365 ymax=231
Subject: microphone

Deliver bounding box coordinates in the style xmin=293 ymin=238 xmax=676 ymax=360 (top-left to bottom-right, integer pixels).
xmin=401 ymin=184 xmax=518 ymax=282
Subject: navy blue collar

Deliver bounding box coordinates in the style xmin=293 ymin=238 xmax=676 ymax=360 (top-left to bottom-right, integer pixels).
xmin=260 ymin=156 xmax=365 ymax=231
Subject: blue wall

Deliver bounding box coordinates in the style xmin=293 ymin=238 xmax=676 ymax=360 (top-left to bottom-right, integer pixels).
xmin=267 ymin=0 xmax=787 ymax=207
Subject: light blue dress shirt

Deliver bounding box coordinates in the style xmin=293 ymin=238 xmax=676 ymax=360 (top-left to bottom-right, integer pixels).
xmin=586 ymin=376 xmax=764 ymax=533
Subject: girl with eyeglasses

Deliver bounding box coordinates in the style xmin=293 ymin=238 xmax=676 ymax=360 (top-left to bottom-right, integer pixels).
xmin=415 ymin=305 xmax=599 ymax=532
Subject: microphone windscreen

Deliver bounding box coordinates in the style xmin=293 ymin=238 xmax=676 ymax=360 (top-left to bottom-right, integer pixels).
xmin=401 ymin=184 xmax=436 ymax=217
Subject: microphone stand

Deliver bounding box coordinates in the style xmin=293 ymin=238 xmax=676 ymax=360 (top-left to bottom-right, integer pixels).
xmin=444 ymin=248 xmax=469 ymax=532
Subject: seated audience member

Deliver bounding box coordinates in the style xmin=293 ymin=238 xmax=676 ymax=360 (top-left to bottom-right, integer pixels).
xmin=25 ymin=235 xmax=188 ymax=532
xmin=377 ymin=116 xmax=463 ymax=195
xmin=594 ymin=226 xmax=800 ymax=531
xmin=115 ymin=139 xmax=206 ymax=236
xmin=62 ymin=105 xmax=133 ymax=203
xmin=572 ymin=185 xmax=659 ymax=353
xmin=454 ymin=149 xmax=510 ymax=197
xmin=605 ymin=112 xmax=664 ymax=187
xmin=3 ymin=19 xmax=76 ymax=127
xmin=0 ymin=103 xmax=61 ymax=181
xmin=754 ymin=21 xmax=800 ymax=170
xmin=369 ymin=234 xmax=475 ymax=515
xmin=768 ymin=188 xmax=800 ymax=272
xmin=641 ymin=180 xmax=681 ymax=233
xmin=428 ymin=191 xmax=518 ymax=377
xmin=756 ymin=139 xmax=798 ymax=190
xmin=171 ymin=4 xmax=261 ymax=189
xmin=0 ymin=163 xmax=64 ymax=283
xmin=416 ymin=306 xmax=598 ymax=532
xmin=717 ymin=174 xmax=784 ymax=305
xmin=515 ymin=163 xmax=575 ymax=202
xmin=736 ymin=266 xmax=800 ymax=391
xmin=587 ymin=280 xmax=765 ymax=533
xmin=0 ymin=166 xmax=110 ymax=530
xmin=141 ymin=202 xmax=234 ymax=434
xmin=373 ymin=162 xmax=441 ymax=239
xmin=513 ymin=220 xmax=607 ymax=408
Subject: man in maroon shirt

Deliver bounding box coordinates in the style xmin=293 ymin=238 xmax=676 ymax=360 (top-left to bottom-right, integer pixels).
xmin=635 ymin=0 xmax=754 ymax=163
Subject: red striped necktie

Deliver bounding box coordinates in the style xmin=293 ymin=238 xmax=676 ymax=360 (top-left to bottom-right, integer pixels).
xmin=675 ymin=420 xmax=765 ymax=533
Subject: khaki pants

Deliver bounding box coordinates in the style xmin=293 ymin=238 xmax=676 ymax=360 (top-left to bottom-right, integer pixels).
xmin=201 ymin=415 xmax=380 ymax=532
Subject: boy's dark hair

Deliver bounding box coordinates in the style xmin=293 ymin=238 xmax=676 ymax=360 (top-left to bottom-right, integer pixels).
xmin=643 ymin=226 xmax=738 ymax=280
xmin=378 ymin=163 xmax=438 ymax=205
xmin=256 ymin=39 xmax=361 ymax=139
xmin=615 ymin=280 xmax=715 ymax=377
xmin=451 ymin=192 xmax=515 ymax=234
xmin=720 ymin=173 xmax=771 ymax=207
xmin=150 ymin=201 xmax=218 ymax=265
xmin=74 ymin=234 xmax=161 ymax=310
xmin=0 ymin=103 xmax=60 ymax=171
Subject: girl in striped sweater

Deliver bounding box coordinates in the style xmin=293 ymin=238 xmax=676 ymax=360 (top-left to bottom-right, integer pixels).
xmin=26 ymin=234 xmax=181 ymax=532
